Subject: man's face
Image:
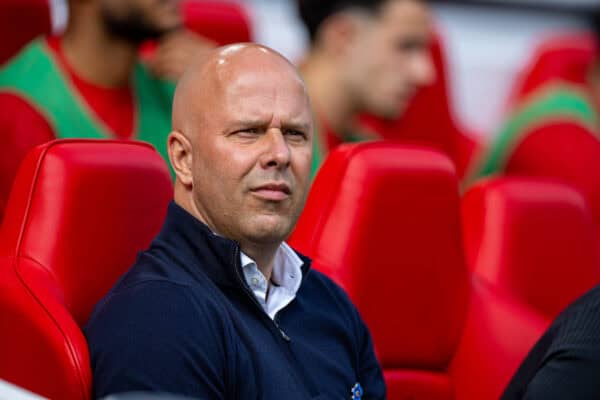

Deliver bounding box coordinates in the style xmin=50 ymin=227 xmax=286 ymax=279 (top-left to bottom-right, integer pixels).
xmin=190 ymin=57 xmax=313 ymax=246
xmin=100 ymin=0 xmax=182 ymax=43
xmin=343 ymin=0 xmax=435 ymax=118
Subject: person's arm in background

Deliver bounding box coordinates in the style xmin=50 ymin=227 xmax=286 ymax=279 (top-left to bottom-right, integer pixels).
xmin=145 ymin=30 xmax=216 ymax=82
xmin=0 ymin=92 xmax=55 ymax=218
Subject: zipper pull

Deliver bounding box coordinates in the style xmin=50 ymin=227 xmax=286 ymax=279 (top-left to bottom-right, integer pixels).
xmin=274 ymin=316 xmax=291 ymax=342
xmin=279 ymin=328 xmax=291 ymax=342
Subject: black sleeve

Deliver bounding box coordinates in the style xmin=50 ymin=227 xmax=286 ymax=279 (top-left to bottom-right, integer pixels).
xmin=85 ymin=282 xmax=238 ymax=399
xmin=521 ymin=347 xmax=600 ymax=400
xmin=503 ymin=287 xmax=600 ymax=400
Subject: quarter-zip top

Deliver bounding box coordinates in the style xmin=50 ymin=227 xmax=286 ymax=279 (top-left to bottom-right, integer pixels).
xmin=85 ymin=201 xmax=386 ymax=400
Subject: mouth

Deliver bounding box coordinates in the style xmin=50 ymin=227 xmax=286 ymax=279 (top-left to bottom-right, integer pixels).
xmin=250 ymin=182 xmax=292 ymax=201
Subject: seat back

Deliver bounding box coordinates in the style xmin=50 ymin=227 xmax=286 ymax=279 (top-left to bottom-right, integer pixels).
xmin=0 ymin=139 xmax=173 ymax=399
xmin=290 ymin=143 xmax=469 ymax=399
xmin=509 ymin=32 xmax=596 ymax=104
xmin=462 ymin=177 xmax=600 ymax=319
xmin=182 ymin=0 xmax=252 ymax=44
xmin=0 ymin=0 xmax=51 ymax=65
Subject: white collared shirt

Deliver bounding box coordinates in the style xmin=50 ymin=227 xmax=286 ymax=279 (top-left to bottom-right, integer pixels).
xmin=240 ymin=242 xmax=303 ymax=320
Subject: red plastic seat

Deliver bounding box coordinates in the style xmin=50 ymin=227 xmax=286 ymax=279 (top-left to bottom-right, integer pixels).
xmin=182 ymin=0 xmax=252 ymax=45
xmin=509 ymin=32 xmax=596 ymax=104
xmin=462 ymin=177 xmax=600 ymax=320
xmin=484 ymin=32 xmax=600 ymax=235
xmin=358 ymin=36 xmax=481 ymax=179
xmin=0 ymin=0 xmax=51 ymax=65
xmin=290 ymin=143 xmax=547 ymax=399
xmin=0 ymin=139 xmax=173 ymax=399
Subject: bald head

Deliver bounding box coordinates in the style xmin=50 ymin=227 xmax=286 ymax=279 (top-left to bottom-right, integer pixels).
xmin=167 ymin=43 xmax=313 ymax=259
xmin=172 ymin=43 xmax=309 ymax=139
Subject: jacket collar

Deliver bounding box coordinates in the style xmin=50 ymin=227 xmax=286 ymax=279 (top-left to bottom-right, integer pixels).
xmin=154 ymin=202 xmax=311 ymax=289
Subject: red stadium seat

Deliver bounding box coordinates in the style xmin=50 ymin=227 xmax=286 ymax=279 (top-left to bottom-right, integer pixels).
xmin=290 ymin=143 xmax=546 ymax=399
xmin=462 ymin=177 xmax=600 ymax=320
xmin=492 ymin=33 xmax=600 ymax=234
xmin=358 ymin=35 xmax=482 ymax=179
xmin=0 ymin=139 xmax=173 ymax=399
xmin=182 ymin=0 xmax=252 ymax=45
xmin=0 ymin=0 xmax=51 ymax=65
xmin=509 ymin=32 xmax=596 ymax=104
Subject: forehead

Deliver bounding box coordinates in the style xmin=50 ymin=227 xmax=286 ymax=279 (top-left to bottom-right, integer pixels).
xmin=216 ymin=63 xmax=311 ymax=123
xmin=375 ymin=0 xmax=431 ymax=35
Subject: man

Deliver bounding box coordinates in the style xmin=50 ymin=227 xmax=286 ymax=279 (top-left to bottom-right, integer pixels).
xmin=0 ymin=0 xmax=210 ymax=217
xmin=502 ymin=283 xmax=600 ymax=399
xmin=470 ymin=8 xmax=600 ymax=230
xmin=85 ymin=44 xmax=386 ymax=399
xmin=297 ymin=0 xmax=435 ymax=175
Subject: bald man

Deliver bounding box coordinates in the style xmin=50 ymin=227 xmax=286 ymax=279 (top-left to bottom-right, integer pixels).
xmin=85 ymin=44 xmax=386 ymax=400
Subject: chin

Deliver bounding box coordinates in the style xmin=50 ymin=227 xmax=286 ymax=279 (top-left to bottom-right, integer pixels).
xmin=244 ymin=216 xmax=293 ymax=244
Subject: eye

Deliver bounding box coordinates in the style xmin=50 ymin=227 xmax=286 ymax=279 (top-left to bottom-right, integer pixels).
xmin=284 ymin=129 xmax=307 ymax=142
xmin=233 ymin=128 xmax=261 ymax=139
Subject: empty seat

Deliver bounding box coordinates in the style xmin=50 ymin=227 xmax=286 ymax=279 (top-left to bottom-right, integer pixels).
xmin=0 ymin=139 xmax=173 ymax=399
xmin=290 ymin=143 xmax=546 ymax=399
xmin=462 ymin=177 xmax=600 ymax=320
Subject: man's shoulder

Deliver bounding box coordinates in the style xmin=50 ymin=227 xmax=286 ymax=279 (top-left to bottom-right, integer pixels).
xmin=88 ymin=250 xmax=229 ymax=331
xmin=300 ymin=268 xmax=360 ymax=317
xmin=0 ymin=37 xmax=51 ymax=81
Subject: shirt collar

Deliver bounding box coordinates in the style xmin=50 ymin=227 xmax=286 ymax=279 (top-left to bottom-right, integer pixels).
xmin=155 ymin=201 xmax=311 ymax=290
xmin=240 ymin=242 xmax=304 ymax=295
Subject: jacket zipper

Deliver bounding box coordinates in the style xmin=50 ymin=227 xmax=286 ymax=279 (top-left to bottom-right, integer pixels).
xmin=231 ymin=245 xmax=320 ymax=398
xmin=232 ymin=246 xmax=291 ymax=342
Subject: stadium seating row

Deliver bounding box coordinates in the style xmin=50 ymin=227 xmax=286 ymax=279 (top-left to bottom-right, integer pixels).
xmin=0 ymin=139 xmax=598 ymax=399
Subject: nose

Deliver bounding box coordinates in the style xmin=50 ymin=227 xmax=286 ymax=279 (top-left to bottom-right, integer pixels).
xmin=260 ymin=129 xmax=291 ymax=170
xmin=410 ymin=49 xmax=436 ymax=87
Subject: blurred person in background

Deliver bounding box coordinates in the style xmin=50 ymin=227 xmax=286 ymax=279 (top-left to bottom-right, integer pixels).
xmin=297 ymin=0 xmax=435 ymax=176
xmin=0 ymin=0 xmax=212 ymax=218
xmin=471 ymin=6 xmax=600 ymax=231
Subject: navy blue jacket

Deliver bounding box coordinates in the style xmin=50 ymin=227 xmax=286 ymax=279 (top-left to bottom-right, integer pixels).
xmin=85 ymin=202 xmax=386 ymax=399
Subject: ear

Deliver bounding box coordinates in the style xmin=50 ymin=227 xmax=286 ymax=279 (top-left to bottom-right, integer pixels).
xmin=319 ymin=12 xmax=364 ymax=57
xmin=168 ymin=130 xmax=193 ymax=187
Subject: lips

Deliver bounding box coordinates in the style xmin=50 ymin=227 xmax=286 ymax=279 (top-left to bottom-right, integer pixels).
xmin=250 ymin=182 xmax=291 ymax=201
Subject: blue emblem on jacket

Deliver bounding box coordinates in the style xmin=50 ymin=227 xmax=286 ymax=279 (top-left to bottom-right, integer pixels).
xmin=351 ymin=382 xmax=363 ymax=399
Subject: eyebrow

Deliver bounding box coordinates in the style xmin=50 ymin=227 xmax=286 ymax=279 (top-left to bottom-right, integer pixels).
xmin=227 ymin=119 xmax=312 ymax=132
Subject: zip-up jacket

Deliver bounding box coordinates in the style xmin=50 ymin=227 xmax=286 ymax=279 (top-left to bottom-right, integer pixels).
xmin=85 ymin=202 xmax=386 ymax=399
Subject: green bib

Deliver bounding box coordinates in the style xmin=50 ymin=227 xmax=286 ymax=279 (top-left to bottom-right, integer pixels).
xmin=476 ymin=83 xmax=599 ymax=178
xmin=0 ymin=38 xmax=174 ymax=168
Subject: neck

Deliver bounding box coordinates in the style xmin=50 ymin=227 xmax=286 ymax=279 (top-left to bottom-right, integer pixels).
xmin=61 ymin=9 xmax=138 ymax=87
xmin=174 ymin=189 xmax=280 ymax=281
xmin=301 ymin=52 xmax=359 ymax=136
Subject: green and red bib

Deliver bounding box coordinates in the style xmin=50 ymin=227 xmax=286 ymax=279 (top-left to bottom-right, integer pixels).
xmin=0 ymin=38 xmax=174 ymax=164
xmin=475 ymin=82 xmax=599 ymax=178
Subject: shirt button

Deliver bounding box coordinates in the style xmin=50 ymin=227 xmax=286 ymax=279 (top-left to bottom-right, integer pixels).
xmin=251 ymin=277 xmax=259 ymax=286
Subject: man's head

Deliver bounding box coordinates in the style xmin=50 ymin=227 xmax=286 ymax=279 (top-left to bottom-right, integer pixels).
xmin=98 ymin=0 xmax=182 ymax=43
xmin=169 ymin=44 xmax=313 ymax=250
xmin=299 ymin=0 xmax=435 ymax=117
